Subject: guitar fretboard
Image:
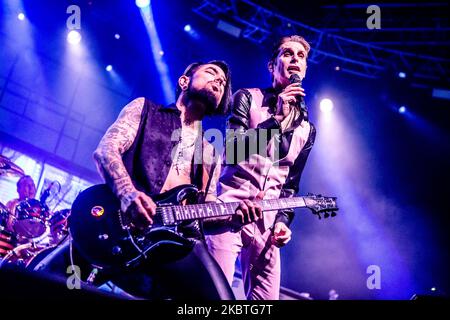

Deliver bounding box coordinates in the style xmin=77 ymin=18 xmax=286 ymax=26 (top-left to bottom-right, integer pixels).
xmin=170 ymin=197 xmax=307 ymax=221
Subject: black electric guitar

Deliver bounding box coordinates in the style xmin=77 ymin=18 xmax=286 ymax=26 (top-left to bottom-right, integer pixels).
xmin=69 ymin=184 xmax=338 ymax=270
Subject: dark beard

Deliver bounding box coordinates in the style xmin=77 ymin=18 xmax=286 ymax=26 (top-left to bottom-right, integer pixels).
xmin=184 ymin=85 xmax=218 ymax=116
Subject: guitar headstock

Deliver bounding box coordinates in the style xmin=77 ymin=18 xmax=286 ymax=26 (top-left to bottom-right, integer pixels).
xmin=304 ymin=193 xmax=338 ymax=219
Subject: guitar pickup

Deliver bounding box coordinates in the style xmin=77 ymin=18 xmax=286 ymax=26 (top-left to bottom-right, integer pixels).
xmin=157 ymin=206 xmax=176 ymax=226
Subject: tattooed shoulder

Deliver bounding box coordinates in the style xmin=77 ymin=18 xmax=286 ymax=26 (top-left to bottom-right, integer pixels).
xmin=93 ymin=97 xmax=146 ymax=190
xmin=99 ymin=97 xmax=145 ymax=153
xmin=117 ymin=97 xmax=145 ymax=126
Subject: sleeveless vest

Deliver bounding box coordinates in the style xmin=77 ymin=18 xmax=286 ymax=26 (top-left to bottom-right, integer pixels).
xmin=122 ymin=99 xmax=203 ymax=196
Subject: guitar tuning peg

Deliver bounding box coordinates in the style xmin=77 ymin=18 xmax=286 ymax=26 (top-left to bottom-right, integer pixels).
xmin=324 ymin=212 xmax=330 ymax=218
xmin=317 ymin=212 xmax=322 ymax=220
xmin=331 ymin=211 xmax=337 ymax=217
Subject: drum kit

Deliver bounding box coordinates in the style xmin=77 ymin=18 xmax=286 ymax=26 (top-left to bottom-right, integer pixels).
xmin=0 ymin=155 xmax=71 ymax=269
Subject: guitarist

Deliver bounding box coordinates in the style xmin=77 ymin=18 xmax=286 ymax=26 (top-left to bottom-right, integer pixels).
xmin=206 ymin=36 xmax=317 ymax=300
xmin=91 ymin=61 xmax=262 ymax=299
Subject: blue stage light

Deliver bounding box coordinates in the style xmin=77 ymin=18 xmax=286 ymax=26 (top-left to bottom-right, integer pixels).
xmin=135 ymin=0 xmax=150 ymax=8
xmin=320 ymin=98 xmax=334 ymax=113
xmin=67 ymin=30 xmax=82 ymax=45
xmin=139 ymin=1 xmax=175 ymax=103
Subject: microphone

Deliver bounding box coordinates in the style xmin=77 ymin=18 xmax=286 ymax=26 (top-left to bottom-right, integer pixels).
xmin=289 ymin=73 xmax=302 ymax=85
xmin=40 ymin=181 xmax=55 ymax=204
xmin=289 ymin=73 xmax=308 ymax=120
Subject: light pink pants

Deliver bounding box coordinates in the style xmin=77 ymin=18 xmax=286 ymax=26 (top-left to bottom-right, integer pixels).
xmin=206 ymin=219 xmax=281 ymax=300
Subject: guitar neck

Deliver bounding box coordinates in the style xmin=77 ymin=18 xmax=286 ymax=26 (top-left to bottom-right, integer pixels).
xmin=259 ymin=197 xmax=307 ymax=211
xmin=170 ymin=197 xmax=307 ymax=222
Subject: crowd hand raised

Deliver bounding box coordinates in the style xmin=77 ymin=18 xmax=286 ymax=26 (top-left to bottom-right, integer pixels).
xmin=274 ymin=83 xmax=306 ymax=122
xmin=271 ymin=222 xmax=292 ymax=248
xmin=120 ymin=190 xmax=157 ymax=229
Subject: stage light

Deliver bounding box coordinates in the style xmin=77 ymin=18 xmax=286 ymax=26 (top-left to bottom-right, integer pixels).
xmin=432 ymin=88 xmax=450 ymax=100
xmin=398 ymin=106 xmax=406 ymax=114
xmin=135 ymin=0 xmax=150 ymax=8
xmin=335 ymin=66 xmax=340 ymax=71
xmin=67 ymin=30 xmax=82 ymax=45
xmin=17 ymin=13 xmax=25 ymax=20
xmin=105 ymin=65 xmax=113 ymax=72
xmin=217 ymin=20 xmax=241 ymax=38
xmin=114 ymin=33 xmax=120 ymax=40
xmin=431 ymin=287 xmax=436 ymax=292
xmin=320 ymin=98 xmax=334 ymax=113
xmin=398 ymin=72 xmax=406 ymax=78
xmin=139 ymin=1 xmax=175 ymax=103
xmin=183 ymin=24 xmax=200 ymax=39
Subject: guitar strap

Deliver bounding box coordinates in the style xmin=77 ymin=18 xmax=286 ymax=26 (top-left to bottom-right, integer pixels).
xmin=192 ymin=131 xmax=218 ymax=204
xmin=180 ymin=132 xmax=218 ymax=240
xmin=187 ymin=158 xmax=216 ymax=241
xmin=199 ymin=157 xmax=217 ymax=204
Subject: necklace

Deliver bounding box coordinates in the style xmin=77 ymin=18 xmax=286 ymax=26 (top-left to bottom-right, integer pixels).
xmin=173 ymin=131 xmax=197 ymax=175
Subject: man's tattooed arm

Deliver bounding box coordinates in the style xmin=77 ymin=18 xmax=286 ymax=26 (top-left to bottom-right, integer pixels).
xmin=93 ymin=97 xmax=144 ymax=210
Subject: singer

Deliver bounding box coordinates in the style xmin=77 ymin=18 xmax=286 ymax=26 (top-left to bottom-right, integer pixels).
xmin=206 ymin=35 xmax=316 ymax=300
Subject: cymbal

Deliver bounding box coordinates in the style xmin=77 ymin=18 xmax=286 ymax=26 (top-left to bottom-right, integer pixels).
xmin=0 ymin=155 xmax=25 ymax=178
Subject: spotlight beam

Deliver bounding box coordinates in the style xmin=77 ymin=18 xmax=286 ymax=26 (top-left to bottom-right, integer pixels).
xmin=139 ymin=6 xmax=174 ymax=104
xmin=135 ymin=0 xmax=150 ymax=8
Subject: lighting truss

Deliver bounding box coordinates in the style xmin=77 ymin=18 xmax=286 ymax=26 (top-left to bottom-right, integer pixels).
xmin=193 ymin=0 xmax=450 ymax=87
